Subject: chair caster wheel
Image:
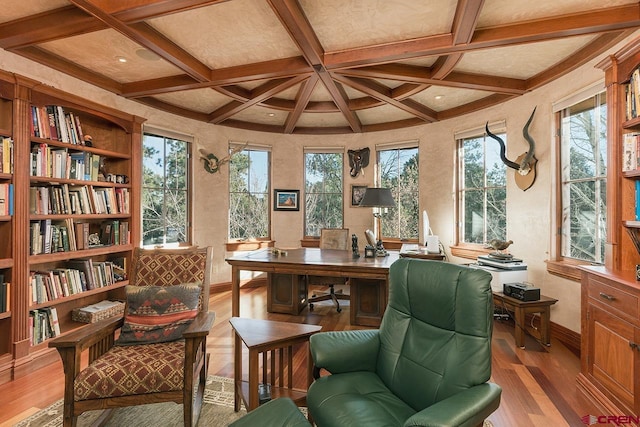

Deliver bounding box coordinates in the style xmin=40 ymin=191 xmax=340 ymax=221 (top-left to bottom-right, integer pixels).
xmin=309 ymin=304 xmax=314 ymax=311
xmin=336 ymin=307 xmax=342 ymax=313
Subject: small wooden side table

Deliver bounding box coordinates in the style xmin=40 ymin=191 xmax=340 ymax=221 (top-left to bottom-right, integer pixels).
xmin=230 ymin=317 xmax=322 ymax=412
xmin=492 ymin=292 xmax=558 ymax=349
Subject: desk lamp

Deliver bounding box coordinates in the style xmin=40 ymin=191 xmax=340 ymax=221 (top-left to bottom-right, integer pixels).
xmin=359 ymin=187 xmax=395 ymax=255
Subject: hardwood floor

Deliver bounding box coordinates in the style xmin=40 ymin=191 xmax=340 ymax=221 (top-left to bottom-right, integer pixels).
xmin=0 ymin=285 xmax=601 ymax=427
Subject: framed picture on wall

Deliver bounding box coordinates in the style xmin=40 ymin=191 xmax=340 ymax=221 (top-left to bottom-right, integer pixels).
xmin=274 ymin=189 xmax=300 ymax=211
xmin=351 ymin=185 xmax=368 ymax=206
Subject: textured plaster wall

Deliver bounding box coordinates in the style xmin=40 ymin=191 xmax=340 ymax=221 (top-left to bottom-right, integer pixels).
xmin=2 ymin=30 xmax=639 ymax=333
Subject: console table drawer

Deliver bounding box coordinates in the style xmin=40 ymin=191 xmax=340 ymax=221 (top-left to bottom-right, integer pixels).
xmin=587 ymin=276 xmax=638 ymax=320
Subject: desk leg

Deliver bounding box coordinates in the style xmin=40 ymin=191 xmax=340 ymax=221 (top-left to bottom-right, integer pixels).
xmin=233 ymin=333 xmax=242 ymax=412
xmin=248 ymin=349 xmax=259 ymax=411
xmin=541 ymin=308 xmax=551 ymax=346
xmin=515 ymin=307 xmax=525 ymax=349
xmin=232 ymin=266 xmax=240 ymax=317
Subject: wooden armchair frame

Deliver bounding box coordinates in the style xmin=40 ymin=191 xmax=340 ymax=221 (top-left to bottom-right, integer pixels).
xmin=49 ymin=246 xmax=215 ymax=427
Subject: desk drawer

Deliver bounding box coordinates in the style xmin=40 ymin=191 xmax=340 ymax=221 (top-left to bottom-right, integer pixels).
xmin=587 ymin=276 xmax=638 ymax=320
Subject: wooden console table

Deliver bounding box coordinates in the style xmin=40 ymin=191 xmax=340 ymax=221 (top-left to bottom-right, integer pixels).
xmin=492 ymin=292 xmax=558 ymax=349
xmin=226 ymin=248 xmax=399 ymax=326
xmin=230 ymin=317 xmax=322 ymax=412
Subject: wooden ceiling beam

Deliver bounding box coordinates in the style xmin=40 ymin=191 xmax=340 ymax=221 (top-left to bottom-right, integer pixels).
xmin=337 ymin=64 xmax=526 ymax=94
xmin=316 ymin=69 xmax=362 ymax=132
xmin=0 ymin=1 xmax=230 ymax=49
xmin=208 ymin=74 xmax=309 ymax=123
xmin=334 ymin=75 xmax=437 ymax=123
xmin=285 ymin=74 xmax=318 ymax=133
xmin=325 ymin=5 xmax=640 ymax=69
xmin=431 ymin=53 xmax=464 ymax=80
xmin=68 ymin=0 xmax=211 ymax=82
xmin=437 ymin=93 xmax=517 ymax=120
xmin=452 ymin=0 xmax=484 ymax=45
xmin=121 ymin=56 xmax=311 ymax=97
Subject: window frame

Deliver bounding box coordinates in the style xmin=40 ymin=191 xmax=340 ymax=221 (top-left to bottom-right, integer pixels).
xmin=548 ymin=86 xmax=607 ymax=281
xmin=451 ymin=124 xmax=507 ymax=259
xmin=228 ymin=142 xmax=271 ymax=243
xmin=141 ymin=126 xmax=193 ymax=248
xmin=375 ymin=141 xmax=420 ymax=242
xmin=303 ymin=148 xmax=344 ymax=238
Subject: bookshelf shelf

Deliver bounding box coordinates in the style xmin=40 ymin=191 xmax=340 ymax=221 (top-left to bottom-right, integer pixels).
xmin=30 ymin=280 xmax=128 ymax=310
xmin=0 ymin=259 xmax=13 ymax=269
xmin=28 ymin=244 xmax=133 ymax=264
xmin=0 ymin=311 xmax=9 ymax=320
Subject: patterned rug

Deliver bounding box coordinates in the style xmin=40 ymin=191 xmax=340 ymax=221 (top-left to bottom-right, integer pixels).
xmin=14 ymin=375 xmax=246 ymax=427
xmin=14 ymin=375 xmax=494 ymax=426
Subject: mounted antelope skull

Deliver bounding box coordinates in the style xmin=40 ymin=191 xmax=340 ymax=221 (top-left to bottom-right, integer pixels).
xmin=485 ymin=107 xmax=538 ymax=191
xmin=199 ymin=143 xmax=247 ymax=174
xmin=347 ymin=147 xmax=370 ymax=178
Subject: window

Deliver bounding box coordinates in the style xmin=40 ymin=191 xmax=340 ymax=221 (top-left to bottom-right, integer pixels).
xmin=457 ymin=128 xmax=507 ymax=244
xmin=229 ymin=144 xmax=270 ymax=240
xmin=304 ymin=150 xmax=343 ymax=236
xmin=558 ymin=91 xmax=607 ymax=263
xmin=377 ymin=144 xmax=419 ymax=240
xmin=142 ymin=128 xmax=191 ymax=246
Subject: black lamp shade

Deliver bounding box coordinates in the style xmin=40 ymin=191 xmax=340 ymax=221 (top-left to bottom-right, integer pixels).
xmin=359 ymin=188 xmax=395 ymax=207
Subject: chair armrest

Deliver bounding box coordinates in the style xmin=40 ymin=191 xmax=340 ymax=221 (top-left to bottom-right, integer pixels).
xmin=310 ymin=330 xmax=380 ymax=375
xmin=183 ymin=311 xmax=216 ymax=338
xmin=403 ymin=383 xmax=502 ymax=427
xmin=48 ymin=315 xmax=123 ymax=351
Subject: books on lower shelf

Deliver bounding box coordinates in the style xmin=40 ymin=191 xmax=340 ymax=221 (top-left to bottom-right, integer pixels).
xmin=30 ymin=184 xmax=129 ymax=215
xmin=29 ymin=307 xmax=60 ymax=345
xmin=30 ymin=219 xmax=129 ymax=255
xmin=0 ymin=183 xmax=13 ymax=216
xmin=0 ymin=137 xmax=12 ymax=174
xmin=30 ymin=259 xmax=122 ymax=304
xmin=623 ymin=132 xmax=640 ymax=172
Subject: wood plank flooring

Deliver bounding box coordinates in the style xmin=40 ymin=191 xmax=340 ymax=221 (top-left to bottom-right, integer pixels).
xmin=0 ymin=285 xmax=601 ymax=426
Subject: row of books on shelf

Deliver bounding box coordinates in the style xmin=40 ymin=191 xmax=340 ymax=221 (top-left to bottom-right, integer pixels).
xmin=30 ymin=184 xmax=129 ymax=215
xmin=627 ymin=67 xmax=640 ymax=120
xmin=31 ymin=105 xmax=85 ymax=145
xmin=0 ymin=137 xmax=12 ymax=174
xmin=29 ymin=307 xmax=60 ymax=345
xmin=0 ymin=183 xmax=13 ymax=216
xmin=30 ymin=258 xmax=126 ymax=304
xmin=31 ymin=143 xmax=103 ymax=181
xmin=0 ymin=274 xmax=10 ymax=313
xmin=30 ymin=219 xmax=130 ymax=255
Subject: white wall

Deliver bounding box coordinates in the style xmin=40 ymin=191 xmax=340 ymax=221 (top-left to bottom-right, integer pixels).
xmin=3 ymin=30 xmax=637 ymax=333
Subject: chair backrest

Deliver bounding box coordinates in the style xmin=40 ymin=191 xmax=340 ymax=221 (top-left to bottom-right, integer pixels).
xmin=319 ymin=228 xmax=350 ymax=250
xmin=130 ymin=246 xmax=213 ymax=311
xmin=377 ymin=258 xmax=493 ymax=411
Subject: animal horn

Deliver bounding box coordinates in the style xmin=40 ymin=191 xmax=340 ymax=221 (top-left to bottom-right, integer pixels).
xmin=485 ymin=123 xmax=520 ymax=170
xmin=519 ymin=107 xmax=536 ymax=173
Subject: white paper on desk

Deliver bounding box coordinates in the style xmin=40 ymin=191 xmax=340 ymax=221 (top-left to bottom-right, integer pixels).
xmin=400 ymin=243 xmax=420 ymax=254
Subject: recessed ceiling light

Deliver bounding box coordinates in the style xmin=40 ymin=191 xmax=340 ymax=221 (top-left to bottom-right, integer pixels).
xmin=267 ymin=113 xmax=275 ymax=117
xmin=434 ymin=95 xmax=444 ymax=100
xmin=115 ymin=56 xmax=127 ymax=63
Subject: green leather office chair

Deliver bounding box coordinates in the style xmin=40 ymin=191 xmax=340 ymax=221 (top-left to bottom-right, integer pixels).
xmin=307 ymin=258 xmax=502 ymax=427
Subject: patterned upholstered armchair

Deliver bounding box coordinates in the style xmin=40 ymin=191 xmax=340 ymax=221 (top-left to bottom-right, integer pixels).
xmin=49 ymin=246 xmax=215 ymax=427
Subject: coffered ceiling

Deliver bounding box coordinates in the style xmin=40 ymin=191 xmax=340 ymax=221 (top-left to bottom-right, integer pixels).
xmin=0 ymin=0 xmax=638 ymax=134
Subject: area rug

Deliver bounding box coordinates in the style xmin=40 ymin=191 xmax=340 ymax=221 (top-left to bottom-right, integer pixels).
xmin=14 ymin=375 xmax=247 ymax=426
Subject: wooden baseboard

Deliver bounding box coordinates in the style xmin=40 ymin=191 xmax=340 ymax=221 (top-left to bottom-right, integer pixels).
xmin=550 ymin=321 xmax=580 ymax=356
xmin=210 ymin=277 xmax=267 ymax=294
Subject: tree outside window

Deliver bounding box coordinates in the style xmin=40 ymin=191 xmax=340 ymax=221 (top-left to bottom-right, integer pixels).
xmin=378 ymin=147 xmax=419 ymax=240
xmin=142 ymin=133 xmax=190 ymax=246
xmin=305 ymin=152 xmax=343 ymax=236
xmin=229 ymin=148 xmax=269 ymax=240
xmin=458 ymin=133 xmax=507 ymax=244
xmin=559 ymin=92 xmax=607 ymax=263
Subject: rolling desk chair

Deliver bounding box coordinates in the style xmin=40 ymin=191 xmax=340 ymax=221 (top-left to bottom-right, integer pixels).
xmin=308 ymin=228 xmax=350 ymax=313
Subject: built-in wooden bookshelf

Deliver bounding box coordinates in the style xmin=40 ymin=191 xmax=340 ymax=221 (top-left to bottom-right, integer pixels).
xmin=577 ymin=35 xmax=640 ymax=420
xmin=0 ymin=70 xmax=144 ymax=383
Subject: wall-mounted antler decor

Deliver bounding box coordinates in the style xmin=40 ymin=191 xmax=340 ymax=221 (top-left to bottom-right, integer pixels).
xmin=485 ymin=107 xmax=538 ymax=191
xmin=199 ymin=143 xmax=247 ymax=174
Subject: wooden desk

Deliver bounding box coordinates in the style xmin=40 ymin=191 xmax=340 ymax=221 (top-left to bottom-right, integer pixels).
xmin=492 ymin=292 xmax=558 ymax=349
xmin=230 ymin=317 xmax=322 ymax=412
xmin=226 ymin=248 xmax=399 ymax=326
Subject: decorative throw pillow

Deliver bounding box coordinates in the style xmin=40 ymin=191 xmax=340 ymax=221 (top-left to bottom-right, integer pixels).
xmin=116 ymin=283 xmax=201 ymax=346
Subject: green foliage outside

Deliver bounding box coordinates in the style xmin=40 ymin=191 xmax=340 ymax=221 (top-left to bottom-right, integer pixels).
xmin=305 ymin=153 xmax=343 ymax=236
xmin=379 ymin=148 xmax=419 ymax=240
xmin=229 ymin=149 xmax=269 ymax=240
xmin=141 ymin=134 xmax=188 ymax=246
